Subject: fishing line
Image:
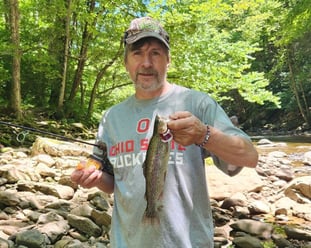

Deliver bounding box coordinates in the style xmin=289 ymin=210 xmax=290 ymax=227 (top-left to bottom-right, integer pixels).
xmin=0 ymin=120 xmax=99 ymax=147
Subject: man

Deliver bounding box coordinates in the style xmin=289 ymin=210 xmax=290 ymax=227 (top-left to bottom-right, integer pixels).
xmin=71 ymin=16 xmax=258 ymax=248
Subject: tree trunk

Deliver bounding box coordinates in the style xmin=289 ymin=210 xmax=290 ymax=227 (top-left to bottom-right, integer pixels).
xmin=287 ymin=47 xmax=309 ymax=126
xmin=8 ymin=0 xmax=22 ymax=119
xmin=86 ymin=40 xmax=124 ymax=119
xmin=47 ymin=14 xmax=66 ymax=110
xmin=68 ymin=0 xmax=95 ymax=102
xmin=297 ymin=75 xmax=311 ymax=126
xmin=58 ymin=0 xmax=72 ymax=109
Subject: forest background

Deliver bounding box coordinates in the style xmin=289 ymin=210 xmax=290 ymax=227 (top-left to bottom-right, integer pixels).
xmin=0 ymin=0 xmax=310 ymax=145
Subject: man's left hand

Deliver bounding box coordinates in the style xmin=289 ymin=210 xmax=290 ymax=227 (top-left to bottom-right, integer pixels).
xmin=167 ymin=111 xmax=207 ymax=146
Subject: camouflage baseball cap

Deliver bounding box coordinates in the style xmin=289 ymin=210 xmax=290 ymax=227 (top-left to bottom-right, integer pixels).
xmin=124 ymin=17 xmax=170 ymax=49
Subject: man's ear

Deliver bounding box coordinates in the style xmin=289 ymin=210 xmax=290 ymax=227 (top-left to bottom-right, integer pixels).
xmin=167 ymin=56 xmax=171 ymax=67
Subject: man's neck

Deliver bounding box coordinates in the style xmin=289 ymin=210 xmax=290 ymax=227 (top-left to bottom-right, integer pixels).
xmin=135 ymin=82 xmax=172 ymax=100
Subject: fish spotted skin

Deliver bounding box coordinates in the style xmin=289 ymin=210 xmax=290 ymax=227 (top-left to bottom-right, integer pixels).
xmin=142 ymin=115 xmax=170 ymax=224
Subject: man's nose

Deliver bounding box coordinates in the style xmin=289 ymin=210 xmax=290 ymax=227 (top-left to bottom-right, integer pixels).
xmin=141 ymin=55 xmax=152 ymax=67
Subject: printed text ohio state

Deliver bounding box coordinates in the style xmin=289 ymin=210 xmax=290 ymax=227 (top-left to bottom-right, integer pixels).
xmin=108 ymin=117 xmax=186 ymax=168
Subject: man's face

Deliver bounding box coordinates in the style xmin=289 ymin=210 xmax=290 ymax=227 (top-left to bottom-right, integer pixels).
xmin=125 ymin=39 xmax=170 ymax=92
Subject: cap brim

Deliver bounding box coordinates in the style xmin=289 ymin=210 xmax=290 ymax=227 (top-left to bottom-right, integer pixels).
xmin=125 ymin=31 xmax=169 ymax=49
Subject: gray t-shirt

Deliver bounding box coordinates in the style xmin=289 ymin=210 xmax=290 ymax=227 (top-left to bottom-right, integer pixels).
xmin=94 ymin=84 xmax=250 ymax=248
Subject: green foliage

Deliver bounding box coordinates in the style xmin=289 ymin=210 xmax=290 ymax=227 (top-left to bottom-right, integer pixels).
xmin=271 ymin=0 xmax=311 ymax=126
xmin=278 ymin=0 xmax=311 ymax=45
xmin=0 ymin=0 xmax=310 ymax=128
xmin=161 ymin=0 xmax=281 ymax=107
xmin=263 ymin=240 xmax=276 ymax=248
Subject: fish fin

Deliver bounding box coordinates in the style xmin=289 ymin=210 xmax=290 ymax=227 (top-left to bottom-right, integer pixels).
xmin=143 ymin=161 xmax=147 ymax=200
xmin=144 ymin=190 xmax=147 ymax=200
xmin=163 ymin=170 xmax=167 ymax=181
xmin=158 ymin=190 xmax=164 ymax=200
xmin=142 ymin=201 xmax=163 ymax=225
xmin=157 ymin=204 xmax=164 ymax=212
xmin=142 ymin=210 xmax=160 ymax=225
xmin=142 ymin=161 xmax=146 ymax=177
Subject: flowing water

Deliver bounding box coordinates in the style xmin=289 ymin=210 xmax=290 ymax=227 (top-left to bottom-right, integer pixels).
xmin=253 ymin=135 xmax=311 ymax=227
xmin=252 ymin=135 xmax=311 ymax=167
xmin=252 ymin=135 xmax=311 ymax=143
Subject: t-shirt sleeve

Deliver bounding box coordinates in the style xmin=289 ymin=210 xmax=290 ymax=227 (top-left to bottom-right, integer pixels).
xmin=195 ymin=93 xmax=251 ymax=176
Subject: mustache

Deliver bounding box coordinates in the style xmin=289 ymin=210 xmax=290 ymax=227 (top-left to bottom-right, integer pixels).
xmin=137 ymin=69 xmax=158 ymax=75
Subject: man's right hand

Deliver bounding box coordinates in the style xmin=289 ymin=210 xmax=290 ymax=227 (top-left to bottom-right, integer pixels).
xmin=71 ymin=160 xmax=115 ymax=194
xmin=71 ymin=164 xmax=104 ymax=189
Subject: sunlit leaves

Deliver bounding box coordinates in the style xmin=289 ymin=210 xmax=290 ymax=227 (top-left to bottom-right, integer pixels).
xmin=163 ymin=0 xmax=280 ymax=106
xmin=278 ymin=0 xmax=311 ymax=45
xmin=1 ymin=0 xmax=298 ymax=118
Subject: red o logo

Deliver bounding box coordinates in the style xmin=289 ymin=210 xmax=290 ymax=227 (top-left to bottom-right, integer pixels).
xmin=137 ymin=118 xmax=150 ymax=133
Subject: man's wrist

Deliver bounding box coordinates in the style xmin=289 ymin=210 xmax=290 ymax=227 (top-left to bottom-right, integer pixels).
xmin=196 ymin=125 xmax=210 ymax=148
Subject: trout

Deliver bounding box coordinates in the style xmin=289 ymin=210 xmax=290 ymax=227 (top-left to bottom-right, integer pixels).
xmin=142 ymin=114 xmax=172 ymax=224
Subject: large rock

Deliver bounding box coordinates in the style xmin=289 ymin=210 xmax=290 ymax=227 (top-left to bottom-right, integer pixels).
xmin=206 ymin=166 xmax=263 ymax=200
xmin=284 ymin=176 xmax=311 ymax=203
xmin=17 ymin=181 xmax=75 ymax=200
xmin=0 ymin=190 xmax=19 ymax=206
xmin=31 ymin=137 xmax=92 ymax=157
xmin=284 ymin=226 xmax=311 ymax=241
xmin=303 ymin=151 xmax=311 ymax=165
xmin=232 ymin=235 xmax=264 ymax=248
xmin=37 ymin=216 xmax=70 ymax=243
xmin=14 ymin=229 xmax=47 ymax=248
xmin=230 ymin=219 xmax=273 ymax=239
xmin=67 ymin=214 xmax=102 ymax=237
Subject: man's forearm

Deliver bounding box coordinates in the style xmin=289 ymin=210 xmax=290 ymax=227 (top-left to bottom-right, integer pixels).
xmin=203 ymin=126 xmax=258 ymax=168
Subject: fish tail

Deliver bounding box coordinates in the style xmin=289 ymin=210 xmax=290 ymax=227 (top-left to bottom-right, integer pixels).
xmin=142 ymin=205 xmax=162 ymax=225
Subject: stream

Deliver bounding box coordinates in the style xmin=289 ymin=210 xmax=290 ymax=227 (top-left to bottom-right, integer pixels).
xmin=253 ymin=135 xmax=311 ymax=167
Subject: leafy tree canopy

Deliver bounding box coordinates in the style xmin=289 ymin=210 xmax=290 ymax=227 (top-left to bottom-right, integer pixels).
xmin=1 ymin=0 xmax=310 ymax=129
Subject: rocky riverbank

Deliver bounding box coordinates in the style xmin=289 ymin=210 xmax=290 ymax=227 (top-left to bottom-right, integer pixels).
xmin=0 ymin=137 xmax=310 ymax=248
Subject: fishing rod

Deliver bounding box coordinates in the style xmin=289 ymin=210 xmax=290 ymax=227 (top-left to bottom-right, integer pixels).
xmin=0 ymin=120 xmax=99 ymax=147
